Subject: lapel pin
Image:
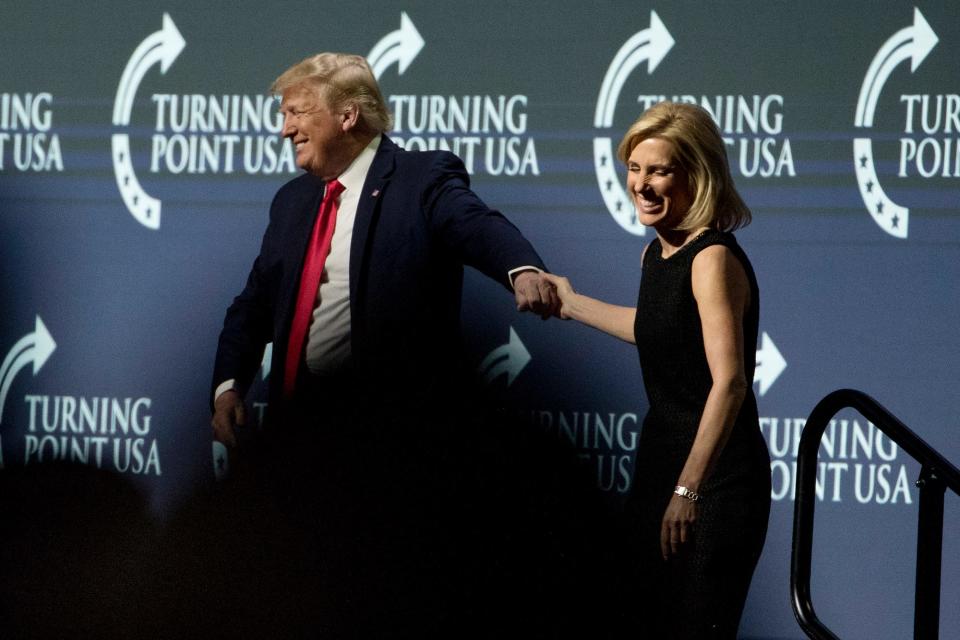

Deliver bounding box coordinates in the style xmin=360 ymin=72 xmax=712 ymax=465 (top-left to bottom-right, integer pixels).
xmin=371 ymin=189 xmax=380 ymax=197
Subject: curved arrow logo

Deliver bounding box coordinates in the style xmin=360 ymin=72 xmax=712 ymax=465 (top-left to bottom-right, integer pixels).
xmin=478 ymin=327 xmax=531 ymax=386
xmin=367 ymin=12 xmax=425 ymax=80
xmin=0 ymin=316 xmax=56 ymax=425
xmin=753 ymin=331 xmax=786 ymax=397
xmin=853 ymin=8 xmax=938 ymax=239
xmin=112 ymin=13 xmax=186 ymax=230
xmin=593 ymin=11 xmax=675 ymax=236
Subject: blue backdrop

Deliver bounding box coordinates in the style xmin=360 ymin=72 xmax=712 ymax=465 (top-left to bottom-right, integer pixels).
xmin=2 ymin=2 xmax=958 ymax=637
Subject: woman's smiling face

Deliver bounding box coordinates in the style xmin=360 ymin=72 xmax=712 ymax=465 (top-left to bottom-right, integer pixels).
xmin=626 ymin=137 xmax=692 ymax=231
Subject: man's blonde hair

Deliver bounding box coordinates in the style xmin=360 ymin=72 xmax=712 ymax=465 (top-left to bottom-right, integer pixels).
xmin=271 ymin=52 xmax=392 ymax=134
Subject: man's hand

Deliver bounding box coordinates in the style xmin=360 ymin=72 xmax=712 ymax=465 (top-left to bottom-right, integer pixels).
xmin=211 ymin=389 xmax=245 ymax=447
xmin=513 ymin=270 xmax=559 ymax=319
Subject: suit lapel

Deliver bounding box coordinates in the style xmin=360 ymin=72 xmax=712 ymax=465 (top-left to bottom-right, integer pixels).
xmin=290 ymin=177 xmax=327 ymax=273
xmin=278 ymin=176 xmax=326 ymax=346
xmin=350 ymin=136 xmax=397 ymax=304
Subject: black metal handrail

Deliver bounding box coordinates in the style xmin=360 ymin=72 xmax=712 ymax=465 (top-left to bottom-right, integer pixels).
xmin=791 ymin=389 xmax=960 ymax=640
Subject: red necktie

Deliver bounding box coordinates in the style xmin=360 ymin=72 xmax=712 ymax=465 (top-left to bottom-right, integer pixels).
xmin=283 ymin=179 xmax=345 ymax=399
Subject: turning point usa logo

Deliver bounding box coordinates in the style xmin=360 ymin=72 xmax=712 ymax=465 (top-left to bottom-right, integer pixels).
xmin=0 ymin=316 xmax=161 ymax=475
xmin=853 ymin=8 xmax=957 ymax=239
xmin=111 ymin=14 xmax=295 ymax=230
xmin=0 ymin=92 xmax=63 ymax=172
xmin=592 ymin=11 xmax=795 ymax=237
xmin=370 ymin=12 xmax=540 ymax=177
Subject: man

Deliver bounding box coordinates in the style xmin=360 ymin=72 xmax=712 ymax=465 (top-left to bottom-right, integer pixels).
xmin=211 ymin=52 xmax=555 ymax=445
xmin=205 ymin=52 xmax=558 ymax=634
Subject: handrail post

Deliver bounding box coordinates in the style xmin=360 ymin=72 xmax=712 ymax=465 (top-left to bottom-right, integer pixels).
xmin=914 ymin=466 xmax=945 ymax=640
xmin=790 ymin=392 xmax=843 ymax=640
xmin=792 ymin=390 xmax=960 ymax=640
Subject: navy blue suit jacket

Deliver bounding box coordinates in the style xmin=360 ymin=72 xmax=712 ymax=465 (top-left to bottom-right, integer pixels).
xmin=212 ymin=136 xmax=545 ymax=413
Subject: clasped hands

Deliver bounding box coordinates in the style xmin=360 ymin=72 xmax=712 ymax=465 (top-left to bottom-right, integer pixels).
xmin=512 ymin=270 xmax=575 ymax=320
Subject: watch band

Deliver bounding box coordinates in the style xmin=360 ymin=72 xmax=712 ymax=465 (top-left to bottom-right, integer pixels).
xmin=674 ymin=485 xmax=702 ymax=502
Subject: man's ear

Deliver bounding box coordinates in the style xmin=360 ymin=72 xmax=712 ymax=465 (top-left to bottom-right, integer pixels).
xmin=341 ymin=103 xmax=360 ymax=132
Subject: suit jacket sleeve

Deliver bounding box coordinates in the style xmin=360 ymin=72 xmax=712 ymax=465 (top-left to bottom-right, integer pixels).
xmin=209 ymin=193 xmax=285 ymax=409
xmin=422 ymin=152 xmax=546 ymax=289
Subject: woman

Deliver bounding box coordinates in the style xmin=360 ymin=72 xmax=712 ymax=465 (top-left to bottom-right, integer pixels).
xmin=543 ymin=102 xmax=770 ymax=638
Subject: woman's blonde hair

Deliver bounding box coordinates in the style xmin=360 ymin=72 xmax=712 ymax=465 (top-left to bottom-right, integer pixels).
xmin=618 ymin=101 xmax=750 ymax=231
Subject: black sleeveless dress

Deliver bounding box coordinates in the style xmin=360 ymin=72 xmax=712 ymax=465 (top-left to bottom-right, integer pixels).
xmin=629 ymin=230 xmax=771 ymax=639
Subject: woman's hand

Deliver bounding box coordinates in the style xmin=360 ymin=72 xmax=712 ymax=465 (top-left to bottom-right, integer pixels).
xmin=539 ymin=273 xmax=576 ymax=319
xmin=660 ymin=493 xmax=699 ymax=560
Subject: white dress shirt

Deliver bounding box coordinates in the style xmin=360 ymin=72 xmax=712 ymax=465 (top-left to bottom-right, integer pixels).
xmin=303 ymin=134 xmax=379 ymax=375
